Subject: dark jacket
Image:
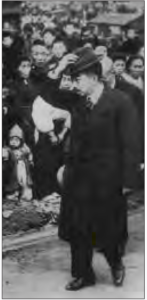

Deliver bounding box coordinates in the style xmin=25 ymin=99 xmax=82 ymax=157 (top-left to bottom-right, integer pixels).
xmin=59 ymin=88 xmax=140 ymax=250
xmin=3 ymin=36 xmax=24 ymax=81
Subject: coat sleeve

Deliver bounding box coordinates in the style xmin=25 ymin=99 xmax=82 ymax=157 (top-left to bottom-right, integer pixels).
xmin=117 ymin=93 xmax=141 ymax=189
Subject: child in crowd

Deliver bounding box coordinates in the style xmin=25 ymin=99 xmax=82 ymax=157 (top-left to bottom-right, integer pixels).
xmin=2 ymin=124 xmax=33 ymax=201
xmin=112 ymin=53 xmax=126 ymax=77
xmin=17 ymin=55 xmax=32 ymax=83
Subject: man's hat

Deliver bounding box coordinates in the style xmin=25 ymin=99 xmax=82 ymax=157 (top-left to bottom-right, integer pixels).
xmin=69 ymin=47 xmax=101 ymax=76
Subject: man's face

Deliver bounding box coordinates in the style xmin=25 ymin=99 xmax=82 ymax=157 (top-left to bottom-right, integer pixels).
xmin=73 ymin=73 xmax=94 ymax=96
xmin=18 ymin=61 xmax=31 ymax=79
xmin=129 ymin=58 xmax=144 ymax=79
xmin=64 ymin=24 xmax=75 ymax=37
xmin=43 ymin=32 xmax=55 ymax=47
xmin=31 ymin=44 xmax=50 ymax=67
xmin=52 ymin=42 xmax=67 ymax=59
xmin=113 ymin=59 xmax=126 ymax=75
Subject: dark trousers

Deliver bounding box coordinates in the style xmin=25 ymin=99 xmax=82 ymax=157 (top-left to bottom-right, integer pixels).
xmin=70 ymin=232 xmax=123 ymax=279
xmin=70 ymin=233 xmax=94 ymax=279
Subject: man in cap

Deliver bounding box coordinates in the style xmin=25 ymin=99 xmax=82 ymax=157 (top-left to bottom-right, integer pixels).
xmin=58 ymin=47 xmax=140 ymax=290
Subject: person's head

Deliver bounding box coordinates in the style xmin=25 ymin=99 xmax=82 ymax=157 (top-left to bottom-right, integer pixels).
xmin=94 ymin=46 xmax=107 ymax=61
xmin=126 ymin=55 xmax=144 ymax=79
xmin=68 ymin=48 xmax=102 ymax=96
xmin=63 ymin=23 xmax=76 ymax=37
xmin=17 ymin=56 xmax=31 ymax=79
xmin=127 ymin=29 xmax=136 ymax=39
xmin=9 ymin=125 xmax=24 ymax=149
xmin=23 ymin=23 xmax=33 ymax=38
xmin=61 ymin=48 xmax=102 ymax=96
xmin=43 ymin=28 xmax=56 ymax=47
xmin=2 ymin=22 xmax=16 ymax=47
xmin=52 ymin=39 xmax=67 ymax=59
xmin=112 ymin=54 xmax=126 ymax=75
xmin=82 ymin=27 xmax=92 ymax=38
xmin=60 ymin=73 xmax=73 ymax=91
xmin=31 ymin=40 xmax=51 ymax=67
xmin=72 ymin=66 xmax=101 ymax=96
xmin=2 ymin=32 xmax=14 ymax=47
xmin=9 ymin=136 xmax=22 ymax=149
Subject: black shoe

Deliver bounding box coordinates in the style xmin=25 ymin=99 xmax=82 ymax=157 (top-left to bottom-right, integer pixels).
xmin=111 ymin=261 xmax=125 ymax=287
xmin=65 ymin=276 xmax=96 ymax=291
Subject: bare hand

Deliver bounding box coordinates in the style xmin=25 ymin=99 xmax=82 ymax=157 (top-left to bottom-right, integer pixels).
xmin=48 ymin=132 xmax=59 ymax=146
xmin=58 ymin=53 xmax=78 ymax=72
xmin=57 ymin=133 xmax=64 ymax=144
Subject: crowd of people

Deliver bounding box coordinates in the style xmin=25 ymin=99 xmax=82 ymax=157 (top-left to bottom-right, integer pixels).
xmin=2 ymin=9 xmax=144 ymax=199
xmin=2 ymin=1 xmax=144 ymax=291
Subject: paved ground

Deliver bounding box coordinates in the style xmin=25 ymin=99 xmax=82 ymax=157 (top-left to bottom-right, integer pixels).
xmin=3 ymin=208 xmax=144 ymax=298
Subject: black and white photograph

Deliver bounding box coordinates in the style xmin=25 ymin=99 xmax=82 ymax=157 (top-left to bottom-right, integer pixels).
xmin=2 ymin=0 xmax=144 ymax=298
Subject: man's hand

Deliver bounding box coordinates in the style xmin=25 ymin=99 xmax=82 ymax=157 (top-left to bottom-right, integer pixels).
xmin=48 ymin=131 xmax=59 ymax=146
xmin=57 ymin=53 xmax=78 ymax=73
xmin=86 ymin=99 xmax=94 ymax=110
xmin=48 ymin=54 xmax=78 ymax=79
xmin=58 ymin=127 xmax=69 ymax=144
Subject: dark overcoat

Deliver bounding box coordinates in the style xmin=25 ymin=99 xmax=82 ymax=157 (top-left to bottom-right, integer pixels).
xmin=58 ymin=88 xmax=140 ymax=251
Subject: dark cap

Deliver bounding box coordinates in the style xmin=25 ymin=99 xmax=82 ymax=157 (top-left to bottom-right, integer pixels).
xmin=69 ymin=47 xmax=102 ymax=76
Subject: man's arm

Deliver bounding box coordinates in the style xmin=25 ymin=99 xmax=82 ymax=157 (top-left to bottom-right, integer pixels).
xmin=117 ymin=93 xmax=141 ymax=191
xmin=48 ymin=54 xmax=78 ymax=79
xmin=52 ymin=108 xmax=71 ymax=143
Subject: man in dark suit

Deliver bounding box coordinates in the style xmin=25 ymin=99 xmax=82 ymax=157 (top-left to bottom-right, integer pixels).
xmin=58 ymin=48 xmax=140 ymax=290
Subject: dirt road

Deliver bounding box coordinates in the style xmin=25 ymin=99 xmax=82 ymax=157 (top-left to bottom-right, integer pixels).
xmin=3 ymin=208 xmax=144 ymax=298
